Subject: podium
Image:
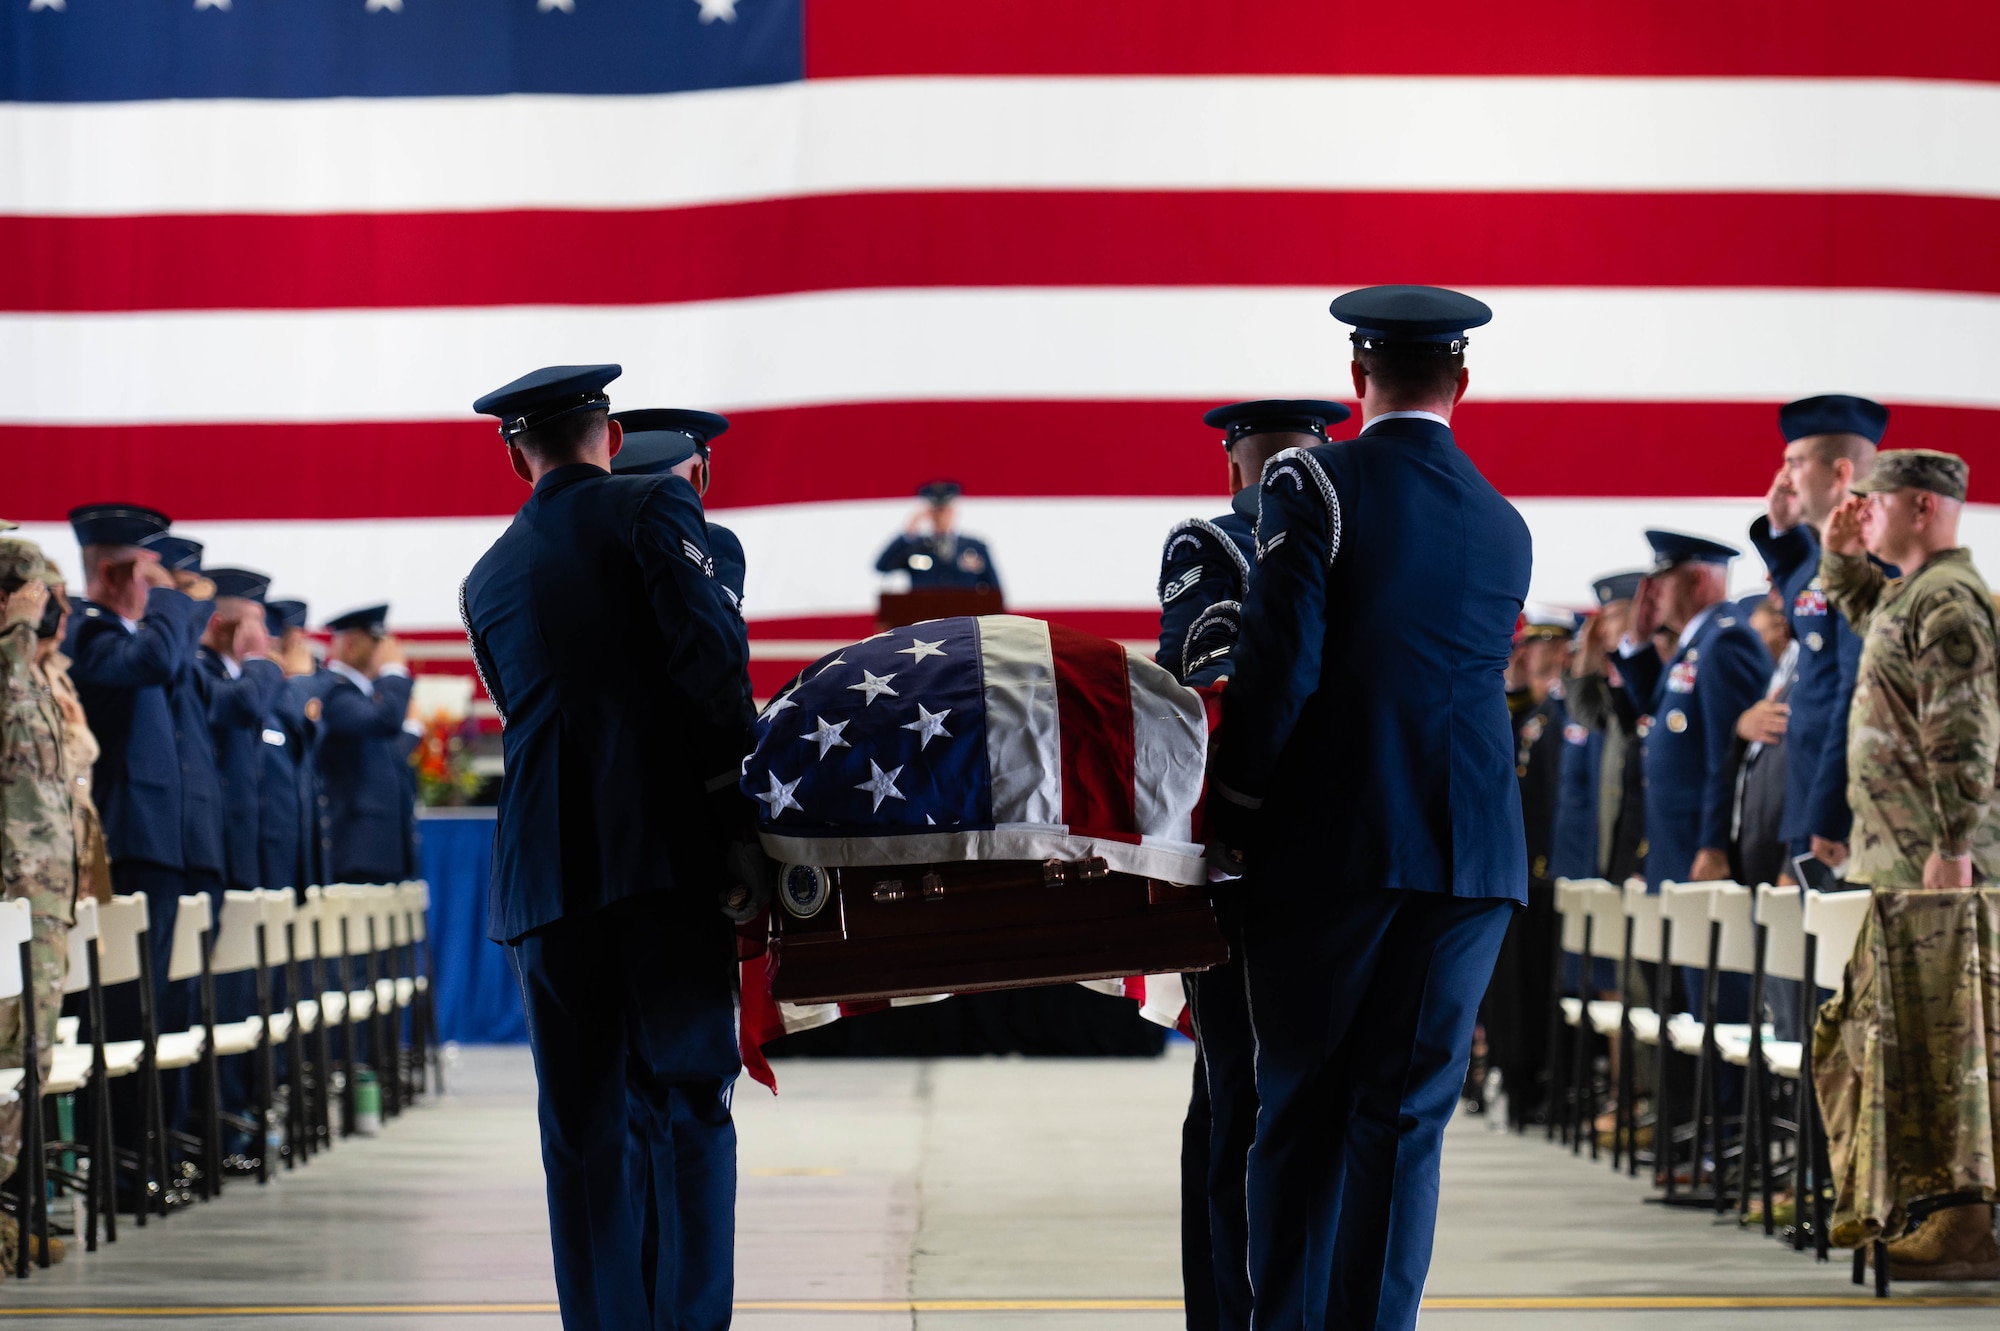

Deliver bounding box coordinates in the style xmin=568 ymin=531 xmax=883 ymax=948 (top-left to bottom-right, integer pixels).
xmin=876 ymin=588 xmax=1005 ymax=629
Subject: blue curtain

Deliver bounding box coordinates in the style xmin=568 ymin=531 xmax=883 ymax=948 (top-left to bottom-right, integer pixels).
xmin=418 ymin=811 xmax=526 ymax=1044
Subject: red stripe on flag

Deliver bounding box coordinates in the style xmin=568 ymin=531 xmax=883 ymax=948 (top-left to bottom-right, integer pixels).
xmin=9 ymin=402 xmax=2000 ymax=521
xmin=1047 ymin=623 xmax=1140 ymax=845
xmin=806 ymin=0 xmax=2000 ymax=81
xmin=7 ymin=192 xmax=2000 ymax=312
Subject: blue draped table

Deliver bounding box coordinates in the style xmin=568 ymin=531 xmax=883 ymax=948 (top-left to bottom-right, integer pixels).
xmin=417 ymin=808 xmax=525 ymax=1044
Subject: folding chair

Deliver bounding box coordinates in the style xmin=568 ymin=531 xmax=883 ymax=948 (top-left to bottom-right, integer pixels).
xmin=0 ymin=899 xmax=43 ymax=1276
xmin=1613 ymin=880 xmax=1663 ymax=1176
xmin=258 ymin=889 xmax=311 ymax=1169
xmin=88 ymin=893 xmax=167 ymax=1223
xmin=44 ymin=899 xmax=106 ymax=1253
xmin=1556 ymin=880 xmax=1625 ymax=1157
xmin=1785 ymin=889 xmax=1873 ymax=1280
xmin=296 ymin=887 xmax=340 ymax=1149
xmin=157 ymin=892 xmax=217 ymax=1201
xmin=1651 ymin=880 xmax=1719 ymax=1202
xmin=207 ymin=891 xmax=276 ymax=1185
xmin=320 ymin=886 xmax=378 ymax=1135
xmin=402 ymin=881 xmax=441 ymax=1098
xmin=1543 ymin=879 xmax=1582 ymax=1143
xmin=1735 ymin=884 xmax=1806 ymax=1237
xmin=362 ymin=887 xmax=401 ymax=1122
xmin=1686 ymin=884 xmax=1766 ymax=1214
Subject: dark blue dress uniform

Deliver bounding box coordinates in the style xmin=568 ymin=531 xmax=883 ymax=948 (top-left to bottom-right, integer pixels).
xmin=1615 ymin=534 xmax=1771 ymax=892
xmin=1748 ymin=394 xmax=1890 ymax=859
xmin=318 ymin=604 xmax=418 ymax=885
xmin=1164 ymin=399 xmax=1346 ymax=1331
xmin=875 ymin=480 xmax=1002 ymax=592
xmin=1547 ymin=572 xmax=1644 ymax=881
xmin=1209 ymin=288 xmax=1528 ymax=1331
xmin=465 ymin=367 xmax=756 ymax=1331
xmin=258 ymin=600 xmax=327 ymax=893
xmin=198 ymin=568 xmax=286 ymax=891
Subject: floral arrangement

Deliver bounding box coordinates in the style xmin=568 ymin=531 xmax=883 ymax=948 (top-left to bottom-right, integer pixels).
xmin=411 ymin=709 xmax=485 ymax=807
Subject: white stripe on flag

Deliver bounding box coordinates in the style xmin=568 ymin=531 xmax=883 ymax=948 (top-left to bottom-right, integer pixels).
xmin=9 ymin=286 xmax=2000 ymax=425
xmin=976 ymin=615 xmax=1062 ymax=829
xmin=1126 ymin=647 xmax=1207 ymax=847
xmin=7 ymin=76 xmax=1996 ymax=215
xmin=34 ymin=496 xmax=2000 ymax=631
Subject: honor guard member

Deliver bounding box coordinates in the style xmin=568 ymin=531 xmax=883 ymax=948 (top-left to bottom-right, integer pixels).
xmin=65 ymin=506 xmax=227 ymax=1188
xmin=1163 ymin=398 xmax=1349 ymax=1331
xmin=1207 ymin=286 xmax=1530 ymax=1331
xmin=1749 ymin=395 xmax=1888 ymax=879
xmin=464 ymin=365 xmax=761 ymax=1331
xmin=259 ymin=599 xmax=326 ymax=893
xmin=876 ymin=481 xmax=1002 ymax=593
xmin=609 ymin=407 xmax=747 ymax=609
xmin=197 ymin=570 xmax=284 ymax=893
xmin=318 ymin=603 xmax=419 ymax=885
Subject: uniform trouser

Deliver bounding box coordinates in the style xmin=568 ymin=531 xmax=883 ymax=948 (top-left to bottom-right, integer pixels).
xmin=1242 ymin=887 xmax=1513 ymax=1331
xmin=0 ymin=914 xmax=71 ymax=1185
xmin=510 ymin=892 xmax=740 ymax=1331
xmin=1182 ymin=897 xmax=1258 ymax=1331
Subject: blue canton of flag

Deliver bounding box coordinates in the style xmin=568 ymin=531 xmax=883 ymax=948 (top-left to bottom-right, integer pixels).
xmin=744 ymin=619 xmax=992 ymax=837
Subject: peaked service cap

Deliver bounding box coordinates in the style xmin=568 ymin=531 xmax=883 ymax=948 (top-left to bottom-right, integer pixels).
xmin=1329 ymin=285 xmax=1492 ymax=353
xmin=69 ymin=503 xmax=171 ymax=549
xmin=1203 ymin=399 xmax=1352 ymax=448
xmin=473 ymin=364 xmax=621 ymax=442
xmin=1779 ymin=394 xmax=1889 ymax=445
xmin=608 ymin=408 xmax=730 ymax=476
xmin=1645 ymin=530 xmax=1740 ymax=572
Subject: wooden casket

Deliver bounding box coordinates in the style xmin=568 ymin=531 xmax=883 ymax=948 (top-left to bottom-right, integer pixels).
xmin=747 ymin=614 xmax=1225 ymax=1006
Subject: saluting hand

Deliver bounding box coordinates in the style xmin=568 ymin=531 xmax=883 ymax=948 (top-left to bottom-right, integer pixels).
xmin=1824 ymin=495 xmax=1868 ymax=556
xmin=4 ymin=577 xmax=49 ymax=628
xmin=232 ymin=614 xmax=271 ymax=663
xmin=1765 ymin=465 xmax=1802 ymax=532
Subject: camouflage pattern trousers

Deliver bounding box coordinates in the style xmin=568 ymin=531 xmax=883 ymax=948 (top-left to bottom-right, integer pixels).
xmin=0 ymin=914 xmax=70 ymax=1186
xmin=1813 ymin=888 xmax=2000 ymax=1245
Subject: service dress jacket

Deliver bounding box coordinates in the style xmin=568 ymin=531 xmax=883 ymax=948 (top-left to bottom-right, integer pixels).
xmin=1212 ymin=415 xmax=1534 ymax=901
xmin=198 ymin=648 xmax=285 ymax=890
xmin=66 ymin=587 xmax=224 ymax=876
xmin=259 ymin=673 xmax=326 ymax=891
xmin=461 ymin=464 xmax=755 ymax=944
xmin=1617 ymin=604 xmax=1770 ymax=889
xmin=318 ymin=663 xmax=417 ymax=885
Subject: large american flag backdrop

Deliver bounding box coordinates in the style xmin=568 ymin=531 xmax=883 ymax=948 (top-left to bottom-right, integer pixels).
xmin=7 ymin=1 xmax=2000 ymax=705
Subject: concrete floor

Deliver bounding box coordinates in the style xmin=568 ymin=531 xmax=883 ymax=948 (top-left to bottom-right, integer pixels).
xmin=6 ymin=1044 xmax=1996 ymax=1327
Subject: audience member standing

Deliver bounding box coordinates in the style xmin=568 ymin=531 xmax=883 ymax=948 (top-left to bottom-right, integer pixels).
xmin=1554 ymin=572 xmax=1648 ymax=884
xmin=1749 ymin=396 xmax=1887 ymax=881
xmin=319 ymin=605 xmax=419 ymax=886
xmin=1730 ymin=594 xmax=1798 ymax=889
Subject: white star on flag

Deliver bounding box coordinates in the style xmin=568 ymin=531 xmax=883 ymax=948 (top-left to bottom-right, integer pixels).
xmin=537 ymin=0 xmax=573 ymax=11
xmin=754 ymin=771 xmax=803 ymax=818
xmin=901 ymin=703 xmax=952 ymax=750
xmin=855 ymin=760 xmax=906 ymax=811
xmin=847 ymin=669 xmax=900 ymax=706
xmin=759 ymin=689 xmax=798 ymax=723
xmin=802 ymin=715 xmax=851 ymax=759
xmin=29 ymin=0 xmax=65 ymax=11
xmin=695 ymin=0 xmax=737 ymax=21
xmin=365 ymin=0 xmax=402 ymax=10
xmin=897 ymin=638 xmax=948 ymax=664
xmin=814 ymin=654 xmax=847 ymax=677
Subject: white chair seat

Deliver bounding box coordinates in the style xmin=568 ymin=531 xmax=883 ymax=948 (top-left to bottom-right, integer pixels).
xmin=1587 ymin=1000 xmax=1624 ymax=1037
xmin=0 ymin=1068 xmax=20 ymax=1103
xmin=155 ymin=1028 xmax=208 ymax=1070
xmin=267 ymin=1009 xmax=295 ymax=1041
xmin=346 ymin=988 xmax=375 ymax=1021
xmin=414 ymin=974 xmax=428 ymax=995
xmin=47 ymin=1044 xmax=94 ymax=1095
xmin=210 ymin=1018 xmax=262 ymax=1057
xmin=375 ymin=977 xmax=395 ymax=1008
xmin=57 ymin=1015 xmax=81 ymax=1045
xmin=1627 ymin=1008 xmax=1661 ymax=1046
xmin=101 ymin=1040 xmax=146 ymax=1077
xmin=320 ymin=991 xmax=345 ymax=1024
xmin=395 ymin=976 xmax=416 ymax=1007
xmin=1559 ymin=996 xmax=1582 ymax=1027
xmin=295 ymin=999 xmax=320 ymax=1032
xmin=1764 ymin=1040 xmax=1805 ymax=1079
xmin=1666 ymin=1012 xmax=1706 ymax=1056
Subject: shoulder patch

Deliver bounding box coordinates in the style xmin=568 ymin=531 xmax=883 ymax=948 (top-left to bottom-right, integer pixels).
xmin=1255 ymin=447 xmax=1342 ymax=568
xmin=1158 ymin=517 xmax=1251 ymax=602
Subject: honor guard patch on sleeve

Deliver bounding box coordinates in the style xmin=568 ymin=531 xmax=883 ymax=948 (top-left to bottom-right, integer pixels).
xmin=1563 ymin=722 xmax=1590 ymax=746
xmin=1257 ymin=447 xmax=1343 ymax=568
xmin=1666 ymin=709 xmax=1689 ymax=733
xmin=1666 ymin=660 xmax=1698 ymax=694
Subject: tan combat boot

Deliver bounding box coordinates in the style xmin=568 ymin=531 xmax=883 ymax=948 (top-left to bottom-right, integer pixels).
xmin=1885 ymin=1203 xmax=2000 ymax=1281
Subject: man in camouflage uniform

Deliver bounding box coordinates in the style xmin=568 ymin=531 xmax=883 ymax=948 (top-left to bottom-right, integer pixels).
xmin=1813 ymin=448 xmax=2000 ymax=1279
xmin=0 ymin=538 xmax=80 ymax=1267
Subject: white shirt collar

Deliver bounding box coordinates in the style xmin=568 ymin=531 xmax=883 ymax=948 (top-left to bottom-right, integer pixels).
xmin=327 ymin=658 xmax=374 ymax=697
xmin=1365 ymin=410 xmax=1451 ymax=429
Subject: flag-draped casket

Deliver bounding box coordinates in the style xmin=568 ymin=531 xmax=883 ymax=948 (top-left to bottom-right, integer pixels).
xmin=742 ymin=615 xmax=1226 ymax=1004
